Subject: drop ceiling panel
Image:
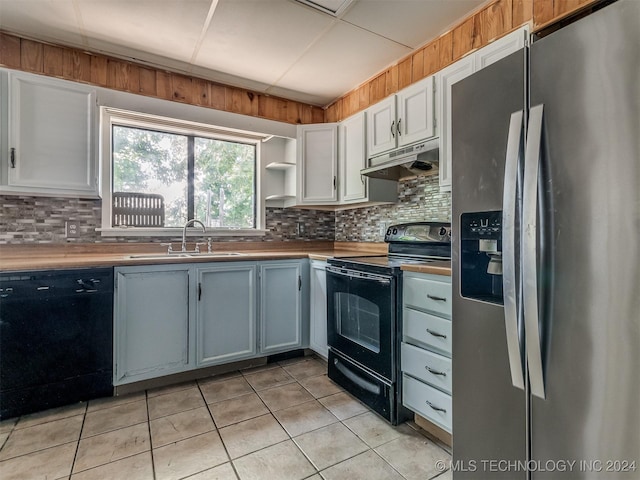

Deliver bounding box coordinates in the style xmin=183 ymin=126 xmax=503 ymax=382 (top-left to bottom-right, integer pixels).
xmin=76 ymin=0 xmax=212 ymax=63
xmin=196 ymin=0 xmax=334 ymax=86
xmin=0 ymin=0 xmax=492 ymax=106
xmin=0 ymin=0 xmax=84 ymax=47
xmin=274 ymin=21 xmax=411 ymax=105
xmin=342 ymin=0 xmax=486 ymax=48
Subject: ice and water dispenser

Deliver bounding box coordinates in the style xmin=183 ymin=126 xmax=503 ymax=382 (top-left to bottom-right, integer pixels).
xmin=460 ymin=211 xmax=504 ymax=304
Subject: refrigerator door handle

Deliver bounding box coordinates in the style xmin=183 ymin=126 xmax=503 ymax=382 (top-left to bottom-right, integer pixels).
xmin=502 ymin=110 xmax=525 ymax=391
xmin=523 ymin=104 xmax=546 ymax=399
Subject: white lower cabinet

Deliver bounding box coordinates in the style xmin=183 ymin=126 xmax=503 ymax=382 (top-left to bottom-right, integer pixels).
xmin=114 ymin=265 xmax=191 ymax=385
xmin=401 ymin=271 xmax=452 ymax=432
xmin=196 ymin=264 xmax=257 ymax=366
xmin=114 ymin=259 xmax=308 ymax=386
xmin=259 ymin=260 xmax=307 ymax=354
xmin=309 ymin=260 xmax=328 ymax=358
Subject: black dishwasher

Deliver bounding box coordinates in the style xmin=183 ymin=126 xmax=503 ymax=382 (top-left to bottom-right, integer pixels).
xmin=0 ymin=268 xmax=114 ymax=419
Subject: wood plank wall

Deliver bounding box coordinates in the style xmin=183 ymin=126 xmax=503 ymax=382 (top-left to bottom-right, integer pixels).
xmin=0 ymin=32 xmax=325 ymax=125
xmin=325 ymin=0 xmax=599 ymax=123
xmin=0 ymin=0 xmax=598 ymax=126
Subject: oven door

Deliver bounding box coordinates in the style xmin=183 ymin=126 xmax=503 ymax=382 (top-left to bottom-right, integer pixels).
xmin=326 ymin=266 xmax=395 ymax=381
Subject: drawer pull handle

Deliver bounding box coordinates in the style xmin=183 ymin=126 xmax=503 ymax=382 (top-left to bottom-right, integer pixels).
xmin=426 ymin=329 xmax=447 ymax=339
xmin=427 ymin=294 xmax=447 ymax=302
xmin=425 ymin=366 xmax=447 ymax=376
xmin=426 ymin=400 xmax=447 ymax=413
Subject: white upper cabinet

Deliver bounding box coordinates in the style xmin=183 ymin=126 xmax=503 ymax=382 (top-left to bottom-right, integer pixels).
xmin=367 ymin=75 xmax=437 ymax=158
xmin=366 ymin=96 xmax=397 ymax=157
xmin=3 ymin=71 xmax=98 ymax=197
xmin=397 ymin=75 xmax=436 ymax=147
xmin=439 ymin=26 xmax=529 ymax=192
xmin=438 ymin=56 xmax=475 ymax=192
xmin=339 ymin=112 xmax=367 ymax=203
xmin=297 ymin=123 xmax=338 ymax=204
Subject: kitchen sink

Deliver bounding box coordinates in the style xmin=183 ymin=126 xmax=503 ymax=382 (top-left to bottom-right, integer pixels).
xmin=126 ymin=252 xmax=246 ymax=259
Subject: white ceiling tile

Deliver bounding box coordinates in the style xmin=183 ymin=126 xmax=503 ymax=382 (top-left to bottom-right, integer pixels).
xmin=195 ymin=0 xmax=334 ymax=86
xmin=275 ymin=21 xmax=411 ymax=105
xmin=0 ymin=0 xmax=489 ymax=106
xmin=77 ymin=0 xmax=212 ymax=62
xmin=0 ymin=0 xmax=85 ymax=47
xmin=342 ymin=0 xmax=486 ymax=48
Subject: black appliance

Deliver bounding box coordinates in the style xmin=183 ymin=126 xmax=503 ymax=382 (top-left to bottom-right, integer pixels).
xmin=326 ymin=222 xmax=451 ymax=424
xmin=0 ymin=268 xmax=114 ymax=419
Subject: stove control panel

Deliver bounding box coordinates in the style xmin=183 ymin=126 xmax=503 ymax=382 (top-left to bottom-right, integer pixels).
xmin=384 ymin=222 xmax=451 ymax=244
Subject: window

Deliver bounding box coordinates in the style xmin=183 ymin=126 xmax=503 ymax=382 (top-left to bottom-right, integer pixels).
xmin=101 ymin=108 xmax=264 ymax=235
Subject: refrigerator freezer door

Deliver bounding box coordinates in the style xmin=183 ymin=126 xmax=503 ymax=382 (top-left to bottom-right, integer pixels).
xmin=452 ymin=49 xmax=527 ymax=479
xmin=529 ymin=0 xmax=640 ymax=477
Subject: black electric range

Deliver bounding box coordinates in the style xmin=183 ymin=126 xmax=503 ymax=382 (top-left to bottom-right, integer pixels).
xmin=329 ymin=222 xmax=451 ymax=273
xmin=326 ymin=222 xmax=451 ymax=424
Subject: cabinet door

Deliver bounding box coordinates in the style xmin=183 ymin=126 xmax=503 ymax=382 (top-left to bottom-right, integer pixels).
xmin=474 ymin=27 xmax=528 ymax=71
xmin=339 ymin=112 xmax=367 ymax=203
xmin=259 ymin=262 xmax=302 ymax=354
xmin=439 ymin=56 xmax=475 ymax=191
xmin=7 ymin=72 xmax=97 ymax=196
xmin=197 ymin=264 xmax=257 ymax=366
xmin=297 ymin=124 xmax=338 ymax=204
xmin=114 ymin=266 xmax=190 ymax=385
xmin=397 ymin=76 xmax=436 ymax=146
xmin=366 ymin=96 xmax=397 ymax=157
xmin=309 ymin=260 xmax=328 ymax=358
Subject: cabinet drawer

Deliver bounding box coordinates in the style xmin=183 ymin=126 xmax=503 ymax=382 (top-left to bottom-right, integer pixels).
xmin=402 ymin=374 xmax=452 ymax=433
xmin=403 ymin=307 xmax=452 ymax=356
xmin=403 ymin=275 xmax=452 ymax=317
xmin=401 ymin=343 xmax=452 ymax=394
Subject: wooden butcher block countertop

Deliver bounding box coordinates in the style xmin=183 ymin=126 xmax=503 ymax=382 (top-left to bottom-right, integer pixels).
xmin=0 ymin=241 xmax=451 ymax=276
xmin=0 ymin=241 xmax=384 ymax=272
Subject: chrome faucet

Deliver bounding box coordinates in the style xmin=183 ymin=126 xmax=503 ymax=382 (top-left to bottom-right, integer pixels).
xmin=182 ymin=219 xmax=206 ymax=252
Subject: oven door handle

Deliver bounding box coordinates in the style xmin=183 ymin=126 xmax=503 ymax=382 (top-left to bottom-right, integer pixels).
xmin=326 ymin=265 xmax=392 ymax=284
xmin=333 ymin=357 xmax=381 ymax=395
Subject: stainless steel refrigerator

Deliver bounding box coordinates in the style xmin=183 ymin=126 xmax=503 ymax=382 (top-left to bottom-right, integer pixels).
xmin=451 ymin=1 xmax=640 ymax=478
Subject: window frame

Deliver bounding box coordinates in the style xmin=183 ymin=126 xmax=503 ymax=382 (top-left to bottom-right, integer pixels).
xmin=99 ymin=107 xmax=266 ymax=236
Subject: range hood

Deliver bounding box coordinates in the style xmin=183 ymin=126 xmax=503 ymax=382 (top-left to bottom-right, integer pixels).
xmin=361 ymin=138 xmax=439 ymax=181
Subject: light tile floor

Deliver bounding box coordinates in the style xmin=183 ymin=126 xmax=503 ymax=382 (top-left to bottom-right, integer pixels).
xmin=0 ymin=355 xmax=451 ymax=480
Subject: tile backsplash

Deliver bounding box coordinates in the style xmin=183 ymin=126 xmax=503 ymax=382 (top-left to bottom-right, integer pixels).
xmin=0 ymin=196 xmax=335 ymax=244
xmin=0 ymin=175 xmax=450 ymax=244
xmin=335 ymin=175 xmax=452 ymax=242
